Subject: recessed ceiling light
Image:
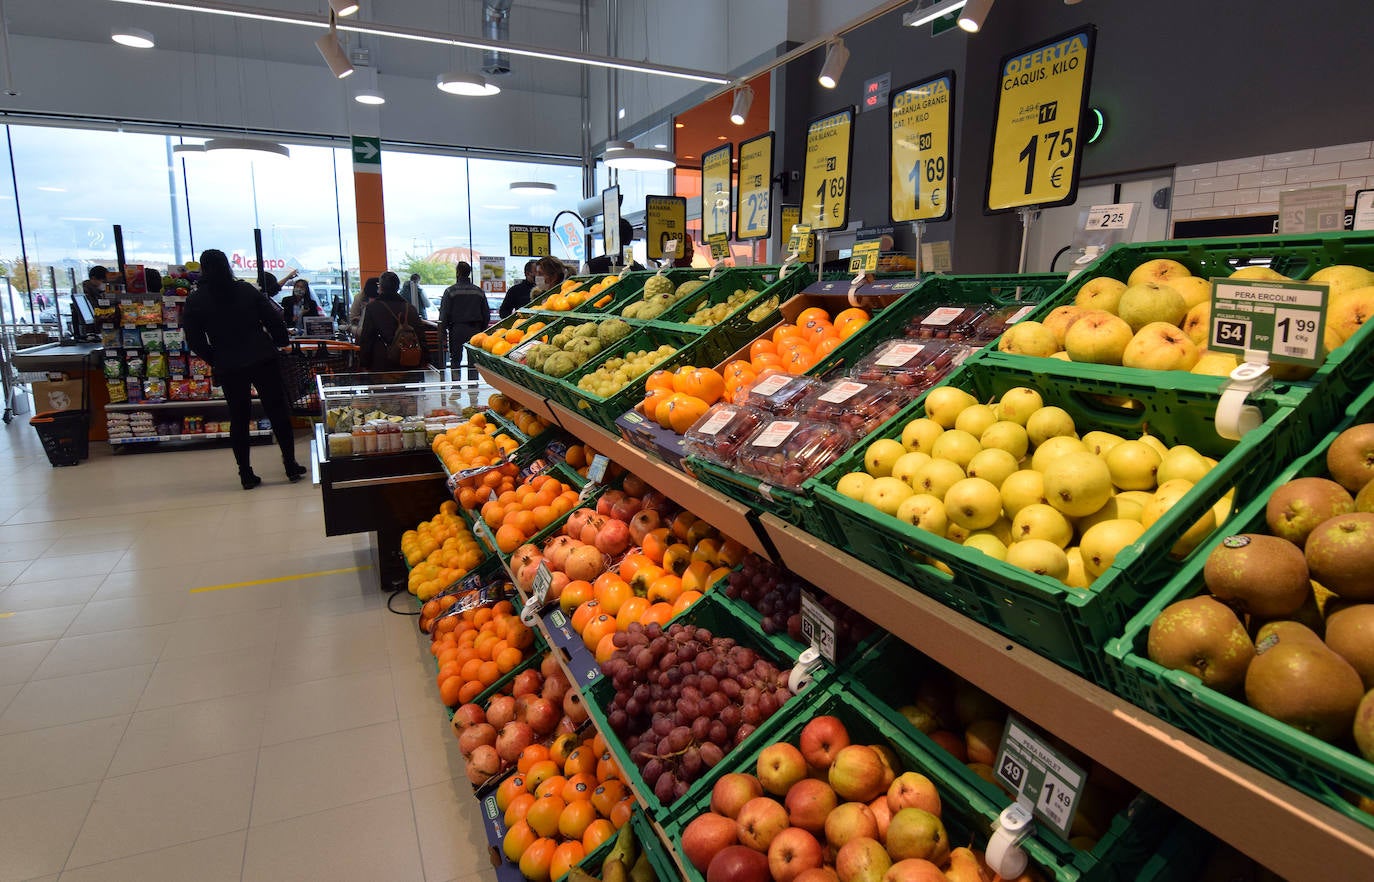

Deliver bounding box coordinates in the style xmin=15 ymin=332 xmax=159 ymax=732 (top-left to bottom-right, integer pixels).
xmin=437 ymin=72 xmax=499 ymax=96
xmin=354 ymin=90 xmax=385 ymax=105
xmin=111 ymin=27 xmax=155 ymax=49
xmin=652 ymin=144 xmax=667 ymax=149
xmin=510 ymin=181 xmax=557 ymax=193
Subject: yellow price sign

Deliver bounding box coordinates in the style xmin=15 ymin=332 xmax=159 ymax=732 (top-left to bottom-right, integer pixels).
xmin=530 ymin=228 xmax=550 ymax=256
xmin=702 ymin=144 xmax=733 ymax=239
xmin=707 ymin=232 xmax=730 ymax=261
xmin=645 ymin=196 xmax=687 ymax=259
xmin=986 ymin=27 xmax=1097 ymax=212
xmin=802 ymin=109 xmax=853 ymax=231
xmin=736 ymin=132 xmax=774 ymax=241
xmin=508 ymin=225 xmax=532 ymax=256
xmin=849 ymin=240 xmax=881 ymax=273
xmin=782 ymin=208 xmax=814 ymax=262
xmin=891 ymin=71 xmax=955 ymax=223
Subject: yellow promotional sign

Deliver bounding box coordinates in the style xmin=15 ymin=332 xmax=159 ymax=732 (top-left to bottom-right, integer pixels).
xmin=736 ymin=132 xmax=774 ymax=241
xmin=530 ymin=228 xmax=550 ymax=256
xmin=508 ymin=225 xmax=551 ymax=257
xmin=702 ymin=144 xmax=733 ymax=239
xmin=890 ymin=72 xmax=955 ymax=223
xmin=645 ymin=196 xmax=687 ymax=259
xmin=985 ymin=26 xmax=1097 ymax=212
xmin=849 ymin=240 xmax=881 ymax=273
xmin=782 ymin=207 xmax=814 ymax=262
xmin=707 ymin=232 xmax=730 ymax=261
xmin=802 ymin=109 xmax=853 ymax=231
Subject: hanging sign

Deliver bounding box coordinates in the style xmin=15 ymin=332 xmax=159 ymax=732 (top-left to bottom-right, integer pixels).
xmin=509 ymin=225 xmax=551 ymax=257
xmin=891 ymin=71 xmax=955 ymax=223
xmin=602 ymin=186 xmax=622 ymax=259
xmin=737 ymin=132 xmax=775 ymax=241
xmin=985 ymin=26 xmax=1097 ymax=212
xmin=802 ymin=108 xmax=854 ymax=231
xmin=1209 ymin=279 xmax=1329 ymax=367
xmin=782 ymin=206 xmax=815 ymax=263
xmin=702 ymin=144 xmax=734 ymax=240
xmin=646 ymin=196 xmax=688 ymax=260
xmin=708 ymin=233 xmax=731 ymax=261
xmin=848 ymin=240 xmax=881 ymax=274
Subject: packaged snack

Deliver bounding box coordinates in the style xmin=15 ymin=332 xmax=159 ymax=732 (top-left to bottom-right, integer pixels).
xmin=121 ymin=328 xmax=142 ymax=348
xmin=682 ymin=404 xmax=769 ymax=468
xmin=145 ymin=352 xmax=168 ymax=378
xmin=797 ymin=378 xmax=913 ymax=436
xmin=734 ymin=419 xmax=856 ymax=490
xmin=123 ymin=265 xmax=147 ymax=294
xmin=125 ymin=378 xmax=143 ymax=403
xmin=162 ymin=301 xmax=182 ymax=327
xmin=163 ymin=329 xmax=186 ymax=351
xmin=167 ymin=354 xmax=187 ymax=377
xmin=738 ymin=373 xmax=823 ymax=415
xmin=189 ymin=357 xmax=211 ymax=379
xmin=143 ymin=377 xmax=166 ymax=402
xmin=124 ymin=352 xmax=145 ymax=378
xmin=106 ymin=379 xmax=128 ymax=404
xmin=168 ymin=379 xmax=192 ymax=401
xmin=100 ymin=329 xmax=121 ymax=349
xmin=189 ymin=380 xmax=211 ymax=399
xmin=141 ymin=330 xmax=164 ymax=351
xmin=103 ymin=355 xmax=123 ymax=379
xmin=328 ymin=432 xmax=354 ymax=458
xmin=93 ymin=303 xmax=119 ymax=325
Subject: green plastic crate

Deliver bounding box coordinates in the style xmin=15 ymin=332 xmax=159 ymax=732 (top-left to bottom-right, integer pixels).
xmin=808 ymin=356 xmax=1304 ymax=683
xmin=477 ymin=316 xmax=586 ymax=401
xmin=845 ymin=636 xmax=1182 ymax=881
xmin=650 ymin=266 xmax=817 ymax=360
xmin=1105 ymin=381 xmax=1374 ymax=831
xmin=596 ymin=268 xmax=712 ymax=318
xmin=990 ymin=232 xmax=1374 ymax=449
xmin=663 ymin=684 xmax=1151 ymax=882
xmin=552 ymin=327 xmax=707 ymax=430
xmin=811 ymin=272 xmax=1068 ymax=379
xmin=687 ymin=455 xmax=833 ymax=542
xmin=523 ymin=273 xmax=602 ymax=312
xmin=460 ymin=462 xmax=599 ymax=565
xmin=582 ymin=590 xmax=826 ymax=825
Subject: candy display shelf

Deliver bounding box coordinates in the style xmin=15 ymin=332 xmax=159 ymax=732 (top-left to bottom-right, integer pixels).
xmin=109 ymin=429 xmax=272 ymax=445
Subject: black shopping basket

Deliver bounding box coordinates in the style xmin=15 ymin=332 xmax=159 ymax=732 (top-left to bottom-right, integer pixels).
xmin=279 ymin=340 xmax=360 ymax=416
xmin=31 ymin=410 xmax=90 ymax=466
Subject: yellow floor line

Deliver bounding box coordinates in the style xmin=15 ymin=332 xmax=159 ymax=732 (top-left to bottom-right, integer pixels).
xmin=0 ymin=612 xmax=13 ymax=618
xmin=190 ymin=565 xmax=371 ymax=594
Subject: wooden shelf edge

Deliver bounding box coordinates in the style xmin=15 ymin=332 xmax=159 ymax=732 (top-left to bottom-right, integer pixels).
xmin=481 ymin=370 xmax=775 ymax=559
xmin=759 ymin=513 xmax=1374 ymax=882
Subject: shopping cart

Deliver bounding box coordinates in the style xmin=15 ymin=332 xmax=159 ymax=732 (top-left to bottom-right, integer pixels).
xmin=279 ymin=340 xmax=360 ymax=416
xmin=0 ymin=321 xmax=61 ymax=424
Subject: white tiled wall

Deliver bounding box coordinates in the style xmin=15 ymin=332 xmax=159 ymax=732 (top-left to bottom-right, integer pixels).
xmin=1171 ymin=141 xmax=1374 ymax=220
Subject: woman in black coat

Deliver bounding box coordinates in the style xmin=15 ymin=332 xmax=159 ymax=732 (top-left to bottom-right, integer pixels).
xmin=183 ymin=249 xmax=306 ymax=489
xmin=358 ymin=271 xmax=430 ymax=371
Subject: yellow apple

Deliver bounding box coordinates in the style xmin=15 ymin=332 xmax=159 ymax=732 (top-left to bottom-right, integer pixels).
xmin=1166 ymin=276 xmax=1212 ymax=310
xmin=1141 ymin=478 xmax=1217 ymax=558
xmin=1042 ymin=305 xmax=1088 ymax=348
xmin=895 ymin=493 xmax=947 ymax=535
xmin=1127 ymin=258 xmax=1192 ymax=286
xmin=863 ymin=475 xmax=915 ymax=516
xmin=836 ymin=472 xmax=875 ymax=501
xmin=1065 ymin=311 xmax=1133 ymax=364
xmin=1229 ymin=265 xmax=1288 ymax=281
xmin=998 ymin=321 xmax=1060 ymax=357
xmin=1190 ymin=351 xmax=1239 ymax=376
xmin=1064 ymin=547 xmax=1090 ymax=588
xmin=1309 ymin=265 xmax=1374 ymax=301
xmin=1118 ymin=283 xmax=1188 ymax=331
xmin=963 ymin=533 xmax=1007 ymax=560
xmin=864 ymin=438 xmax=907 ymax=477
xmin=1075 ymin=277 xmax=1128 ymax=314
xmin=1079 ymin=519 xmax=1147 ymax=578
xmin=1121 ymin=322 xmax=1200 ymax=371
xmin=1181 ymin=302 xmax=1211 ymax=346
xmin=1006 ymin=539 xmax=1071 ymax=583
xmin=1324 ymin=285 xmax=1374 ymax=350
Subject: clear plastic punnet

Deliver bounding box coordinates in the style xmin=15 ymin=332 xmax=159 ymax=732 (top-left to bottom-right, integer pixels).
xmin=733 ymin=418 xmax=856 ymax=490
xmin=737 ymin=373 xmax=824 ymax=416
xmin=849 ymin=338 xmax=974 ymax=393
xmin=681 ymin=403 xmax=769 ymax=468
xmin=796 ymin=377 xmax=914 ymax=437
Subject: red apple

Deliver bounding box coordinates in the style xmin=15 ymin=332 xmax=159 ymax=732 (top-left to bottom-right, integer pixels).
xmin=881 ymin=859 xmax=946 ymax=882
xmin=768 ymin=827 xmax=824 ymax=882
xmin=824 ymin=802 xmax=878 ymax=851
xmin=736 ymin=797 xmax=789 ymax=852
xmin=784 ymin=778 xmax=837 ymax=835
xmin=795 ymin=870 xmax=840 ymax=882
xmin=867 ymin=796 xmax=892 ymax=842
xmin=457 ymin=722 xmax=496 ymax=757
xmin=495 ymin=721 xmax=535 ymax=762
xmin=707 ymin=845 xmax=771 ymax=882
xmin=836 ymin=836 xmax=891 ymax=882
xmin=466 ymin=744 xmax=501 ymax=784
xmin=563 ymin=689 xmax=588 ymax=724
xmin=629 ymin=509 xmax=662 ymax=545
xmin=622 ymin=473 xmax=649 ymax=497
xmin=885 ymin=809 xmax=949 ymax=865
xmin=594 ymin=518 xmax=632 ymax=556
xmin=712 ymin=773 xmax=764 ymax=819
xmin=829 ymin=746 xmax=887 ymax=803
xmin=870 ymin=745 xmax=899 ymax=791
xmin=486 ymin=696 xmax=517 ymax=728
xmin=799 ymin=715 xmax=851 ymax=771
xmin=757 ymin=742 xmax=808 ymax=796
xmin=564 ymin=545 xmax=608 ymax=582
xmin=681 ymin=812 xmax=739 ymax=872
xmin=512 ymin=670 xmax=543 ymax=697
xmin=523 ymin=698 xmax=560 ymax=736
xmin=887 ymin=772 xmax=941 ymax=816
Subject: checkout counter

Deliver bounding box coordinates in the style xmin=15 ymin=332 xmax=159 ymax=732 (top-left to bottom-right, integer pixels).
xmin=11 ymin=341 xmax=109 ymax=438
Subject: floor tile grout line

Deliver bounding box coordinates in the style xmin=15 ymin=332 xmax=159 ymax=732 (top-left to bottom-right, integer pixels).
xmin=54 ymin=824 xmax=253 ymax=878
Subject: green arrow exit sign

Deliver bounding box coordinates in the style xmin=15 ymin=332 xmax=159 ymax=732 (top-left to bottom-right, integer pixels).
xmin=351 ymin=135 xmax=381 ymax=166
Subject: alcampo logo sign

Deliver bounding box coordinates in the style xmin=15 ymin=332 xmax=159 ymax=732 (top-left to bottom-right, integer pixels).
xmin=231 ymin=253 xmax=290 ymax=271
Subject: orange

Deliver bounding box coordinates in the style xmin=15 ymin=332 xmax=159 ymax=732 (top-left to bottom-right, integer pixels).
xmin=438 ymin=675 xmax=462 ymax=707
xmin=525 ymin=759 xmax=561 ymax=792
xmin=518 ymin=744 xmax=552 ymax=774
xmin=503 ymin=819 xmax=538 ymax=863
xmin=459 ymin=658 xmax=483 ymax=682
xmin=526 ymin=795 xmax=566 ymax=838
xmin=590 ymin=779 xmax=626 ymax=817
xmin=796 ymin=306 xmax=830 ymax=327
xmin=558 ymin=799 xmax=597 ymax=840
xmin=583 ymin=819 xmax=615 ymax=853
xmin=497 ymin=774 xmax=528 ymax=812
xmin=535 ymin=775 xmax=568 ymax=800
xmin=550 ymin=840 xmax=586 ymax=881
xmin=477 ymin=660 xmax=501 ymax=687
xmin=519 ymin=837 xmax=557 ymax=882
xmin=506 ymin=792 xmax=537 ymax=828
xmin=496 ymin=646 xmax=524 ymax=673
xmin=458 ymin=680 xmax=484 ymax=704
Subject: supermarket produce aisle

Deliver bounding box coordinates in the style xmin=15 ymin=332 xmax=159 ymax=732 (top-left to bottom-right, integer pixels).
xmin=0 ymin=421 xmax=499 ymax=881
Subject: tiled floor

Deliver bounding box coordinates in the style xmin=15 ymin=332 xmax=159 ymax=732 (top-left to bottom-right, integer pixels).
xmin=0 ymin=396 xmax=499 ymax=881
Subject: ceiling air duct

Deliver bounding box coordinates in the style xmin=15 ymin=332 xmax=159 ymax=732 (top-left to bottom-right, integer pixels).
xmin=482 ymin=0 xmax=513 ymax=76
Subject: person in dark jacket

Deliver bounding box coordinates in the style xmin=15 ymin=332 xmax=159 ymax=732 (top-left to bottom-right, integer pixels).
xmin=358 ymin=271 xmax=429 ymax=371
xmin=183 ymin=249 xmax=305 ymax=489
xmin=500 ymin=260 xmax=536 ymax=319
xmin=348 ymin=276 xmax=379 ymax=337
xmin=283 ymin=279 xmax=322 ymax=329
xmin=438 ymin=261 xmax=489 ymax=383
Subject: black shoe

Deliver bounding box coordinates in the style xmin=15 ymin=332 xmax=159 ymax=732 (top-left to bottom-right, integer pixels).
xmin=285 ymin=462 xmax=307 ymax=483
xmin=240 ymin=470 xmax=262 ymax=490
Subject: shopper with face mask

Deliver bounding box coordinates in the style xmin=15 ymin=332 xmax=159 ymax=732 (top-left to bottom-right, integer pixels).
xmin=532 ymin=256 xmax=566 ymax=299
xmin=500 ymin=260 xmax=537 ymax=318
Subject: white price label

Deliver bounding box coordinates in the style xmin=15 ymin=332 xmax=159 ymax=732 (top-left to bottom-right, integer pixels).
xmin=1209 ymin=279 xmax=1328 ymax=367
xmin=1084 ymin=202 xmax=1135 ymax=230
xmin=799 ymin=589 xmax=837 ymax=663
xmin=752 ymin=420 xmax=798 ymax=449
xmin=587 ymin=454 xmax=610 ymax=484
xmin=921 ymin=306 xmax=964 ymax=327
xmin=1007 ymin=305 xmax=1036 ymax=323
xmin=994 ymin=716 xmax=1086 ymax=840
xmin=876 ymin=342 xmax=925 ymax=367
xmin=529 ymin=561 xmax=553 ymax=607
xmin=749 ymin=374 xmax=793 ymax=397
xmin=696 ymin=407 xmax=737 ymax=436
xmin=818 ymin=381 xmax=867 ymax=404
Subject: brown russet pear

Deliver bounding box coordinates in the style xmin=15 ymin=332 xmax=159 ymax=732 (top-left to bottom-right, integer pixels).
xmin=1147 ymin=596 xmax=1254 ymax=692
xmin=1326 ymin=424 xmax=1374 ymax=493
xmin=1204 ymin=533 xmax=1311 ymax=618
xmin=1245 ymin=621 xmax=1365 ymax=742
xmin=1305 ymin=512 xmax=1374 ymax=601
xmin=1264 ymin=477 xmax=1354 ymax=546
xmin=1324 ymin=604 xmax=1374 ymax=689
